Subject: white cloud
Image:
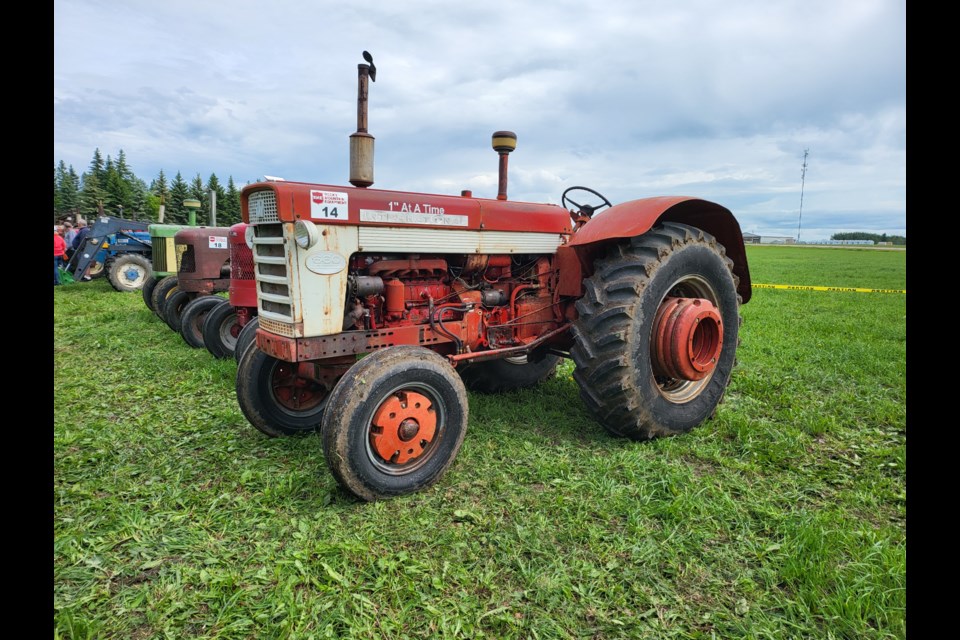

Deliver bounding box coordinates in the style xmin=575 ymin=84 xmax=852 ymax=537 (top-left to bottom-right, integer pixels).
xmin=54 ymin=0 xmax=905 ymax=236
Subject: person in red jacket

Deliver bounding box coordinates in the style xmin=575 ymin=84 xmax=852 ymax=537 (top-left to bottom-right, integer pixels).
xmin=54 ymin=232 xmax=68 ymax=286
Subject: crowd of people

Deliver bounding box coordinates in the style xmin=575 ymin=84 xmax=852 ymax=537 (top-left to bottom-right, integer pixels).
xmin=53 ymin=219 xmax=89 ymax=286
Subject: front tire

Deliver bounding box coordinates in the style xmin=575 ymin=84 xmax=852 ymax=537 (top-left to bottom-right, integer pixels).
xmin=236 ymin=347 xmax=337 ymax=437
xmin=141 ymin=276 xmax=159 ymax=312
xmin=321 ymin=346 xmax=469 ymax=502
xmin=202 ymin=300 xmax=243 ymax=359
xmin=179 ymin=296 xmax=224 ymax=348
xmin=234 ymin=317 xmax=260 ymax=363
xmin=162 ymin=289 xmax=194 ymax=332
xmin=108 ymin=254 xmax=152 ymax=292
xmin=151 ymin=276 xmax=179 ymax=319
xmin=570 ymin=222 xmax=741 ymax=440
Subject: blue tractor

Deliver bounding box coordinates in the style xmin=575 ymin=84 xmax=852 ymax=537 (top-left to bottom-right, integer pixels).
xmin=66 ymin=216 xmax=154 ymax=292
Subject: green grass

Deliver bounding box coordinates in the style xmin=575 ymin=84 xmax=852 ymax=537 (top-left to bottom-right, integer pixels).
xmin=54 ymin=246 xmax=906 ymax=639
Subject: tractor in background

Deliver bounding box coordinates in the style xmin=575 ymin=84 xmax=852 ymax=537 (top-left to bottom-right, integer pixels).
xmin=156 ymin=226 xmax=232 ymax=349
xmin=65 ymin=216 xmax=153 ymax=292
xmin=141 ymin=223 xmax=185 ymax=314
xmin=201 ymin=222 xmax=259 ymax=359
xmin=235 ymin=52 xmax=752 ymax=502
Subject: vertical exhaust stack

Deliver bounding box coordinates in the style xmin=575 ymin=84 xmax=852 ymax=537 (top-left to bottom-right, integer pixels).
xmin=492 ymin=131 xmax=516 ymax=201
xmin=349 ymin=51 xmax=377 ymax=188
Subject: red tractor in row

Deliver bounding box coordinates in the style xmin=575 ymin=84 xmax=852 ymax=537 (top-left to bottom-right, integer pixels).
xmin=148 ymin=226 xmax=232 ymax=345
xmin=235 ymin=52 xmax=752 ymax=502
xmin=201 ymin=222 xmax=260 ymax=359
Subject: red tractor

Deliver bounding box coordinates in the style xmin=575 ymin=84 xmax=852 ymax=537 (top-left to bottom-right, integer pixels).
xmin=201 ymin=222 xmax=259 ymax=359
xmin=236 ymin=52 xmax=752 ymax=502
xmin=155 ymin=226 xmax=232 ymax=347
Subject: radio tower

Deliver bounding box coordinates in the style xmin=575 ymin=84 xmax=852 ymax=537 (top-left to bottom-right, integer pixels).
xmin=797 ymin=148 xmax=809 ymax=242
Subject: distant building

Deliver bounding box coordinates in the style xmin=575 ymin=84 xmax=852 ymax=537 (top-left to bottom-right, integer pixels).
xmin=742 ymin=232 xmax=761 ymax=244
xmin=758 ymin=235 xmax=796 ymax=245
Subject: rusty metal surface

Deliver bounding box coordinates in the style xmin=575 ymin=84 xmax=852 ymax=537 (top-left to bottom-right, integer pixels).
xmin=651 ymin=297 xmax=723 ymax=381
xmin=256 ymin=324 xmax=459 ymax=363
xmin=448 ymin=324 xmax=571 ymax=365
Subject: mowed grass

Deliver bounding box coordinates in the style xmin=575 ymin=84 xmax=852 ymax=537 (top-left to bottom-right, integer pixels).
xmin=54 ymin=246 xmax=906 ymax=639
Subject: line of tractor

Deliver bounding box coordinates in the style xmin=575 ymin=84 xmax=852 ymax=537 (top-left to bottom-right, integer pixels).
xmin=68 ymin=51 xmax=753 ymax=503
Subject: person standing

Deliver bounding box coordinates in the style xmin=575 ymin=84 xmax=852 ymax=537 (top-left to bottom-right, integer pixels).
xmin=54 ymin=231 xmax=68 ymax=286
xmin=71 ymin=219 xmax=89 ymax=253
xmin=63 ymin=222 xmax=77 ymax=249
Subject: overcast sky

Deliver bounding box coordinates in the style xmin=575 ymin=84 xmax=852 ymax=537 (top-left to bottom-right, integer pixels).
xmin=54 ymin=0 xmax=905 ymax=240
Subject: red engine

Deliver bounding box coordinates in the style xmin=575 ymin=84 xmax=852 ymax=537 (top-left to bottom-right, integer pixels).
xmin=342 ymin=252 xmax=558 ymax=354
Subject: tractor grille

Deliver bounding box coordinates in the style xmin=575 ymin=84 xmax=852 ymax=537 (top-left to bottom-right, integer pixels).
xmin=230 ymin=238 xmax=256 ymax=281
xmin=178 ymin=244 xmax=196 ymax=273
xmin=252 ymin=222 xmax=295 ymax=329
xmin=248 ymin=190 xmax=278 ymax=224
xmin=151 ymin=236 xmax=176 ymax=272
xmin=259 ymin=317 xmax=296 ymax=337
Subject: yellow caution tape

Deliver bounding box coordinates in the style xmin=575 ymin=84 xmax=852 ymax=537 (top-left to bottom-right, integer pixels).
xmin=753 ymin=283 xmax=906 ymax=294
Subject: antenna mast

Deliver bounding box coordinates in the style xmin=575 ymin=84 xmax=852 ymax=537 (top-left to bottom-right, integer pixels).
xmin=797 ymin=148 xmax=809 ymax=242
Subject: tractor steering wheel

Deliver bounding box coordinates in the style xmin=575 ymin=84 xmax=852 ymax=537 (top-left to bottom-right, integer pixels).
xmin=561 ymin=186 xmax=613 ymax=216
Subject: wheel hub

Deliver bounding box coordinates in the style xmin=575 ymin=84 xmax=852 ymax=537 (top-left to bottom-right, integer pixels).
xmin=651 ymin=297 xmax=723 ymax=381
xmin=271 ymin=362 xmax=327 ymax=411
xmin=370 ymin=391 xmax=436 ymax=464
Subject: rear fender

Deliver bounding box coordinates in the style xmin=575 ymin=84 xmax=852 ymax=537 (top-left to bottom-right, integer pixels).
xmin=564 ymin=196 xmax=752 ymax=303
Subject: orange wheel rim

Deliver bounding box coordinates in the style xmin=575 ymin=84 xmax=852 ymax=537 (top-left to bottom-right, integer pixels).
xmin=369 ymin=391 xmax=437 ymax=464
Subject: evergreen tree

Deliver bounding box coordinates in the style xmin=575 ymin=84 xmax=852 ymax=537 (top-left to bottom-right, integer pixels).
xmin=225 ymin=176 xmax=242 ymax=225
xmin=80 ymin=171 xmax=106 ymax=219
xmin=88 ymin=148 xmax=106 ymax=184
xmin=206 ymin=173 xmax=229 ymax=224
xmin=151 ymin=170 xmax=169 ymax=202
xmin=168 ymin=172 xmax=190 ymax=224
xmin=54 ymin=161 xmax=80 ymax=219
xmin=190 ymin=173 xmax=207 ymax=223
xmin=104 ymin=162 xmax=134 ymax=216
xmin=150 ymin=170 xmax=170 ymax=221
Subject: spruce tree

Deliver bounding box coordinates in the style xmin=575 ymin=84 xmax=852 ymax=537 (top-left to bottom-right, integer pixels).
xmin=54 ymin=161 xmax=80 ymax=219
xmin=206 ymin=173 xmax=229 ymax=224
xmin=190 ymin=173 xmax=207 ymax=223
xmin=88 ymin=148 xmax=106 ymax=184
xmin=80 ymin=172 xmax=106 ymax=219
xmin=225 ymin=176 xmax=241 ymax=225
xmin=168 ymin=172 xmax=190 ymax=224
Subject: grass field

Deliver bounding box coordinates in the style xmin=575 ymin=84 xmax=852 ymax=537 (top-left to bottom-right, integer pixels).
xmin=53 ymin=245 xmax=906 ymax=639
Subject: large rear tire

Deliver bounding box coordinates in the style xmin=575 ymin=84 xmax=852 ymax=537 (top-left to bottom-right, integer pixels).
xmin=322 ymin=346 xmax=469 ymax=502
xmin=108 ymin=254 xmax=151 ymax=292
xmin=202 ymin=300 xmax=243 ymax=359
xmin=236 ymin=346 xmax=339 ymax=437
xmin=179 ymin=296 xmax=224 ymax=348
xmin=570 ymin=222 xmax=741 ymax=440
xmin=151 ymin=276 xmax=179 ymax=319
xmin=458 ymin=353 xmax=561 ymax=393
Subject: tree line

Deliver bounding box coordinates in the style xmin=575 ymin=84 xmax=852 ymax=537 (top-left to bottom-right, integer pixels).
xmin=830 ymin=232 xmax=906 ymax=245
xmin=54 ymin=148 xmax=244 ymax=226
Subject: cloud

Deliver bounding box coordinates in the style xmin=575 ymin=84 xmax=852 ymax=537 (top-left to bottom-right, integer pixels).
xmin=54 ymin=0 xmax=905 ymax=236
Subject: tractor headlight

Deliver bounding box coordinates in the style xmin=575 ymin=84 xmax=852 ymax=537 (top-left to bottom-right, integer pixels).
xmin=294 ymin=219 xmax=320 ymax=249
xmin=244 ymin=225 xmax=255 ymax=250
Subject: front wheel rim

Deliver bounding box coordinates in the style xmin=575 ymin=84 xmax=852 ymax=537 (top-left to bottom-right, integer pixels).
xmin=366 ymin=383 xmax=444 ymax=475
xmin=270 ymin=361 xmax=328 ymax=414
xmin=218 ymin=313 xmax=240 ymax=350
